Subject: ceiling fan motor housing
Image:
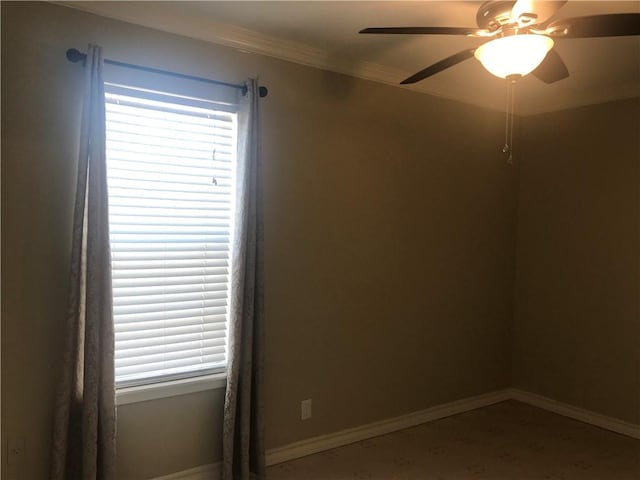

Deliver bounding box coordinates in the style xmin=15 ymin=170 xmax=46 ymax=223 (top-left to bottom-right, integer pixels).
xmin=360 ymin=1 xmax=640 ymax=85
xmin=476 ymin=1 xmax=521 ymax=31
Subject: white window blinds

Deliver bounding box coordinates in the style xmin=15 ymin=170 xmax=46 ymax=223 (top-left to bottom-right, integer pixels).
xmin=104 ymin=85 xmax=237 ymax=387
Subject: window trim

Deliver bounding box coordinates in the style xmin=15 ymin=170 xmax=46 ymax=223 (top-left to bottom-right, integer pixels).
xmin=116 ymin=372 xmax=227 ymax=405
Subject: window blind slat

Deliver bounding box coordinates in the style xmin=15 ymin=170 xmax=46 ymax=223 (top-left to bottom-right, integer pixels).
xmin=115 ymin=338 xmax=226 ymax=361
xmin=109 ymin=225 xmax=231 ymax=236
xmin=116 ymin=367 xmax=223 ymax=386
xmin=112 ymin=255 xmax=228 ymax=265
xmin=109 ymin=192 xmax=232 ymax=205
xmin=112 ymin=274 xmax=229 ymax=289
xmin=112 ymin=258 xmax=228 ymax=270
xmin=106 ymin=119 xmax=233 ymax=138
xmin=114 ymin=304 xmax=227 ymax=324
xmin=106 ymin=100 xmax=234 ymax=127
xmin=111 ymin=242 xmax=229 ymax=252
xmin=117 ymin=329 xmax=226 ymax=349
xmin=107 ymin=134 xmax=235 ymax=155
xmin=113 ymin=289 xmax=227 ymax=306
xmin=110 ymin=216 xmax=232 ymax=227
xmin=109 ymin=176 xmax=232 ymax=192
xmin=109 ymin=194 xmax=232 ymax=205
xmin=110 ymin=211 xmax=231 ymax=223
xmin=107 ymin=152 xmax=235 ymax=170
xmin=115 ymin=354 xmax=226 ymax=377
xmin=115 ymin=351 xmax=226 ymax=371
xmin=107 ymin=121 xmax=234 ymax=145
xmin=115 ymin=322 xmax=226 ymax=342
xmin=111 ymin=234 xmax=230 ymax=243
xmin=108 ymin=189 xmax=232 ymax=204
xmin=112 ymin=267 xmax=228 ymax=280
xmin=109 ymin=178 xmax=232 ymax=191
xmin=106 ymin=87 xmax=236 ymax=387
xmin=112 ymin=283 xmax=228 ymax=298
xmin=114 ymin=314 xmax=227 ymax=334
xmin=114 ymin=297 xmax=227 ymax=316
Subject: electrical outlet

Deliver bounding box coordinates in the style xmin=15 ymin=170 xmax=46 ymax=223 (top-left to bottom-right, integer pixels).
xmin=301 ymin=399 xmax=312 ymax=420
xmin=7 ymin=438 xmax=25 ymax=465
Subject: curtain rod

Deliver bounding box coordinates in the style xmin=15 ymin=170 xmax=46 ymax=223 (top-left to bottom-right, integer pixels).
xmin=65 ymin=48 xmax=268 ymax=98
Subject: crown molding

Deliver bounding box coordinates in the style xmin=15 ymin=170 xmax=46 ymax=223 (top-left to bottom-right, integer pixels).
xmin=54 ymin=1 xmax=504 ymax=112
xmin=57 ymin=1 xmax=639 ymax=116
xmin=56 ymin=1 xmax=407 ymax=83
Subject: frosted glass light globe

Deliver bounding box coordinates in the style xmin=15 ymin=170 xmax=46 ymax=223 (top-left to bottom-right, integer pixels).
xmin=474 ymin=34 xmax=554 ymax=79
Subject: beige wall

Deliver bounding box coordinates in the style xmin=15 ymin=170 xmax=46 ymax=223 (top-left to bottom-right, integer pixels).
xmin=2 ymin=2 xmax=517 ymax=479
xmin=513 ymin=99 xmax=640 ymax=424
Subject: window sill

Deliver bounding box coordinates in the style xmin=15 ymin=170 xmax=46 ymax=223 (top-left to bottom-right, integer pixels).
xmin=116 ymin=373 xmax=227 ymax=406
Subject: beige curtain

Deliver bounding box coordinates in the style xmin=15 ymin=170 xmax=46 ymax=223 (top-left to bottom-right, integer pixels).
xmin=222 ymin=79 xmax=266 ymax=480
xmin=50 ymin=44 xmax=116 ymax=480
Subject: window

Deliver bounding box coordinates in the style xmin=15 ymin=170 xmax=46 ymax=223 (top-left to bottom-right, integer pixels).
xmin=105 ymin=84 xmax=238 ymax=387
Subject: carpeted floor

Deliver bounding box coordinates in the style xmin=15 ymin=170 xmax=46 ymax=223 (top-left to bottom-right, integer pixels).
xmin=266 ymin=400 xmax=639 ymax=479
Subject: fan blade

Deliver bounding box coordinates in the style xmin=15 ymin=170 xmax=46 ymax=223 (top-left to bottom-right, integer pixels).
xmin=512 ymin=0 xmax=567 ymax=24
xmin=400 ymin=49 xmax=476 ymax=84
xmin=360 ymin=27 xmax=482 ymax=36
xmin=531 ymin=49 xmax=569 ymax=84
xmin=548 ymin=13 xmax=640 ymax=38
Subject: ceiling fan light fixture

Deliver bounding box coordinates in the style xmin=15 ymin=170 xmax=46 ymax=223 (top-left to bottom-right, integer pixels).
xmin=474 ymin=34 xmax=554 ymax=79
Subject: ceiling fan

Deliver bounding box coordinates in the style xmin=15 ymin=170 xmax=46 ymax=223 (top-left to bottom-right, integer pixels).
xmin=360 ymin=0 xmax=640 ymax=84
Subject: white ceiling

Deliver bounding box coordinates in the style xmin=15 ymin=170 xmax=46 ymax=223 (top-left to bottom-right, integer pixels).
xmin=63 ymin=1 xmax=640 ymax=114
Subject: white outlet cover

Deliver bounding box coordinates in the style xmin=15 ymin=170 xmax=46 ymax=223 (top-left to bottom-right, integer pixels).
xmin=301 ymin=399 xmax=312 ymax=420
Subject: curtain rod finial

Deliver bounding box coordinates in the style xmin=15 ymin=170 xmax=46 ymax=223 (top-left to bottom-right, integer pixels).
xmin=66 ymin=48 xmax=86 ymax=63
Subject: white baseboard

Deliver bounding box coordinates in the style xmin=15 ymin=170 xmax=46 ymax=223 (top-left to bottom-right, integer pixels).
xmin=153 ymin=463 xmax=220 ymax=480
xmin=151 ymin=389 xmax=510 ymax=479
xmin=266 ymin=389 xmax=511 ymax=465
xmin=507 ymin=388 xmax=640 ymax=440
xmin=153 ymin=387 xmax=640 ymax=479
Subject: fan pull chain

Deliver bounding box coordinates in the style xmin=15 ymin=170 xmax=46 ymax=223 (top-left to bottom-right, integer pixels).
xmin=509 ymin=78 xmax=516 ymax=164
xmin=503 ymin=83 xmax=510 ymax=156
xmin=502 ymin=76 xmax=518 ymax=164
